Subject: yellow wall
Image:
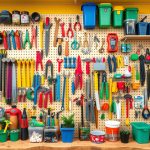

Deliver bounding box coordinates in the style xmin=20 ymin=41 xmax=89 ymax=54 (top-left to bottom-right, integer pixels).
xmin=0 ymin=0 xmax=150 ymax=14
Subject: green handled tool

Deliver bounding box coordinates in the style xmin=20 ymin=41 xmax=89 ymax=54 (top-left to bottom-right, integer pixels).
xmin=100 ymin=72 xmax=109 ymax=100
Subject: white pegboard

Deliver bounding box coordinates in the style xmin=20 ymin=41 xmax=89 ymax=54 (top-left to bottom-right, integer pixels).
xmin=0 ymin=14 xmax=150 ymax=137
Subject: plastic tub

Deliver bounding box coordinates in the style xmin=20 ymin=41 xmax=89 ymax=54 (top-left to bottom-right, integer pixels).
xmin=137 ymin=22 xmax=148 ymax=35
xmin=98 ymin=3 xmax=112 ymax=28
xmin=10 ymin=129 xmax=20 ymax=142
xmin=113 ymin=6 xmax=124 ymax=28
xmin=90 ymin=130 xmax=105 ymax=144
xmin=147 ymin=23 xmax=150 ymax=35
xmin=60 ymin=128 xmax=75 ymax=143
xmin=124 ymin=19 xmax=137 ymax=35
xmin=28 ymin=127 xmax=44 ymax=143
xmin=131 ymin=122 xmax=150 ymax=144
xmin=0 ymin=130 xmax=8 ymax=142
xmin=81 ymin=2 xmax=97 ymax=29
xmin=125 ymin=8 xmax=139 ymax=20
xmin=105 ymin=120 xmax=120 ymax=141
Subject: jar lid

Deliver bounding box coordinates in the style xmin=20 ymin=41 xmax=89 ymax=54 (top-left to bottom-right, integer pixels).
xmin=21 ymin=11 xmax=29 ymax=15
xmin=12 ymin=10 xmax=20 ymax=14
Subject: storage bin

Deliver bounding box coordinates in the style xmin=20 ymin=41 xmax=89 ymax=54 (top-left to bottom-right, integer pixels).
xmin=147 ymin=23 xmax=150 ymax=35
xmin=137 ymin=22 xmax=148 ymax=35
xmin=28 ymin=127 xmax=44 ymax=143
xmin=124 ymin=19 xmax=137 ymax=35
xmin=10 ymin=129 xmax=20 ymax=142
xmin=131 ymin=122 xmax=150 ymax=144
xmin=98 ymin=3 xmax=112 ymax=28
xmin=125 ymin=8 xmax=139 ymax=20
xmin=81 ymin=2 xmax=97 ymax=29
xmin=113 ymin=6 xmax=124 ymax=27
xmin=44 ymin=126 xmax=59 ymax=143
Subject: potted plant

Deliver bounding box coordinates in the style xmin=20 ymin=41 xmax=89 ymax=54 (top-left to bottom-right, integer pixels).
xmin=120 ymin=129 xmax=130 ymax=143
xmin=60 ymin=114 xmax=75 ymax=143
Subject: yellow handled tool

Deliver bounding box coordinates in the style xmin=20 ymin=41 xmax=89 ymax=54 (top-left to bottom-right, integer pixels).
xmin=26 ymin=60 xmax=30 ymax=87
xmin=108 ymin=78 xmax=112 ymax=120
xmin=65 ymin=75 xmax=70 ymax=111
xmin=30 ymin=59 xmax=35 ymax=87
xmin=39 ymin=21 xmax=44 ymax=50
xmin=22 ymin=60 xmax=26 ymax=88
xmin=17 ymin=60 xmax=22 ymax=88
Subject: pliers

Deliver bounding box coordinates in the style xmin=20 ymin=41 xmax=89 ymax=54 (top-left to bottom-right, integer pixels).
xmin=74 ymin=15 xmax=82 ymax=31
xmin=23 ymin=30 xmax=32 ymax=49
xmin=100 ymin=72 xmax=109 ymax=100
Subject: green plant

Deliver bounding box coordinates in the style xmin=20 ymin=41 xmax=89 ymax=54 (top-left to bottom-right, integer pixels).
xmin=120 ymin=129 xmax=130 ymax=135
xmin=61 ymin=114 xmax=74 ymax=128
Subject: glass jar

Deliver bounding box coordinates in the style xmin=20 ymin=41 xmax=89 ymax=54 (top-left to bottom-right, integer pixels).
xmin=12 ymin=10 xmax=20 ymax=25
xmin=21 ymin=11 xmax=30 ymax=25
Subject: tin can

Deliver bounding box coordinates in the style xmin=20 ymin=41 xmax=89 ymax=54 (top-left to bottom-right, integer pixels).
xmin=90 ymin=130 xmax=105 ymax=144
xmin=21 ymin=11 xmax=30 ymax=25
xmin=12 ymin=10 xmax=20 ymax=25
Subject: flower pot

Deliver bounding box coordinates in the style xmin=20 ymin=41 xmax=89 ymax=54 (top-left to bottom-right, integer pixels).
xmin=60 ymin=128 xmax=74 ymax=143
xmin=0 ymin=130 xmax=8 ymax=142
xmin=10 ymin=129 xmax=20 ymax=142
xmin=120 ymin=133 xmax=130 ymax=143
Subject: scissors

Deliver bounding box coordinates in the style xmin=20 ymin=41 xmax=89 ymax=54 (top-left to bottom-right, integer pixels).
xmin=71 ymin=32 xmax=80 ymax=50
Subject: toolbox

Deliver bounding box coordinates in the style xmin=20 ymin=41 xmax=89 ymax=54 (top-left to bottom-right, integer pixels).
xmin=81 ymin=2 xmax=97 ymax=29
xmin=98 ymin=3 xmax=112 ymax=28
xmin=113 ymin=6 xmax=124 ymax=28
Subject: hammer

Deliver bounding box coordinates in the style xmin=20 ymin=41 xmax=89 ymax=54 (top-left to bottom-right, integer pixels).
xmin=4 ymin=120 xmax=12 ymax=133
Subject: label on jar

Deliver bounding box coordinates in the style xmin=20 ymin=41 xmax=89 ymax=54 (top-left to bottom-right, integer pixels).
xmin=12 ymin=14 xmax=20 ymax=24
xmin=21 ymin=14 xmax=29 ymax=24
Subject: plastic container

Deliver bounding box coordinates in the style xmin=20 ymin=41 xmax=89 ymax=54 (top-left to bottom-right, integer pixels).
xmin=131 ymin=122 xmax=150 ymax=144
xmin=105 ymin=120 xmax=120 ymax=141
xmin=81 ymin=2 xmax=97 ymax=29
xmin=98 ymin=3 xmax=112 ymax=28
xmin=0 ymin=130 xmax=8 ymax=142
xmin=44 ymin=126 xmax=59 ymax=143
xmin=120 ymin=132 xmax=130 ymax=143
xmin=28 ymin=127 xmax=44 ymax=143
xmin=125 ymin=8 xmax=139 ymax=20
xmin=124 ymin=19 xmax=137 ymax=35
xmin=137 ymin=22 xmax=148 ymax=35
xmin=113 ymin=6 xmax=124 ymax=27
xmin=10 ymin=129 xmax=20 ymax=142
xmin=90 ymin=130 xmax=105 ymax=144
xmin=78 ymin=122 xmax=90 ymax=141
xmin=60 ymin=128 xmax=75 ymax=143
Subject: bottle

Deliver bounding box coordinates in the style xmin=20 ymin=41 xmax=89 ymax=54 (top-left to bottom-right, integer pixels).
xmin=21 ymin=108 xmax=28 ymax=140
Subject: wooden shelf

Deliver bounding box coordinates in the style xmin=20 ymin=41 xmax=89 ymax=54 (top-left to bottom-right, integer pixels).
xmin=0 ymin=139 xmax=150 ymax=150
xmin=121 ymin=35 xmax=150 ymax=41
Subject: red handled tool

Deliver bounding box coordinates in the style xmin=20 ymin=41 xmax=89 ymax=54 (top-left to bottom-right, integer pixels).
xmin=57 ymin=58 xmax=63 ymax=73
xmin=36 ymin=51 xmax=43 ymax=71
xmin=15 ymin=30 xmax=21 ymax=50
xmin=67 ymin=18 xmax=74 ymax=38
xmin=74 ymin=15 xmax=82 ymax=31
xmin=2 ymin=30 xmax=8 ymax=50
xmin=60 ymin=22 xmax=65 ymax=37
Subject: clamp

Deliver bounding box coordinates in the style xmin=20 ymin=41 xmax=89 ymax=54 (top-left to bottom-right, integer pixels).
xmin=31 ymin=25 xmax=37 ymax=49
xmin=15 ymin=30 xmax=21 ymax=50
xmin=10 ymin=30 xmax=16 ymax=50
xmin=60 ymin=22 xmax=65 ymax=37
xmin=74 ymin=56 xmax=83 ymax=90
xmin=71 ymin=32 xmax=80 ymax=50
xmin=36 ymin=51 xmax=43 ymax=71
xmin=67 ymin=18 xmax=74 ymax=38
xmin=23 ymin=30 xmax=31 ymax=49
xmin=74 ymin=15 xmax=82 ymax=31
xmin=100 ymin=72 xmax=109 ymax=100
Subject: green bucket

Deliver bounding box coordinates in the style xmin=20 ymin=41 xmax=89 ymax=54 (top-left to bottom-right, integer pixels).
xmin=10 ymin=129 xmax=20 ymax=142
xmin=0 ymin=130 xmax=8 ymax=142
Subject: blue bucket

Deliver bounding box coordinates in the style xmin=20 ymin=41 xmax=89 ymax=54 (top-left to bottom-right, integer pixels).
xmin=60 ymin=128 xmax=75 ymax=143
xmin=137 ymin=22 xmax=148 ymax=35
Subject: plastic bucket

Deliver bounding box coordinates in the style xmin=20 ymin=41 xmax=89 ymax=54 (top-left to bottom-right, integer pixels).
xmin=0 ymin=130 xmax=8 ymax=142
xmin=124 ymin=19 xmax=137 ymax=35
xmin=125 ymin=8 xmax=139 ymax=20
xmin=60 ymin=128 xmax=74 ymax=143
xmin=10 ymin=129 xmax=20 ymax=142
xmin=113 ymin=6 xmax=124 ymax=27
xmin=137 ymin=22 xmax=148 ymax=35
xmin=105 ymin=121 xmax=120 ymax=141
xmin=81 ymin=2 xmax=97 ymax=29
xmin=98 ymin=3 xmax=112 ymax=28
xmin=147 ymin=23 xmax=150 ymax=35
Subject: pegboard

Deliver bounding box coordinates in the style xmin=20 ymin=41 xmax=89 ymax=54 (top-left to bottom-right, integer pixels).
xmin=0 ymin=14 xmax=150 ymax=137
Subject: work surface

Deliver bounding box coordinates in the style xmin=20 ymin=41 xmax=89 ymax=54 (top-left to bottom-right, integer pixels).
xmin=0 ymin=139 xmax=150 ymax=150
